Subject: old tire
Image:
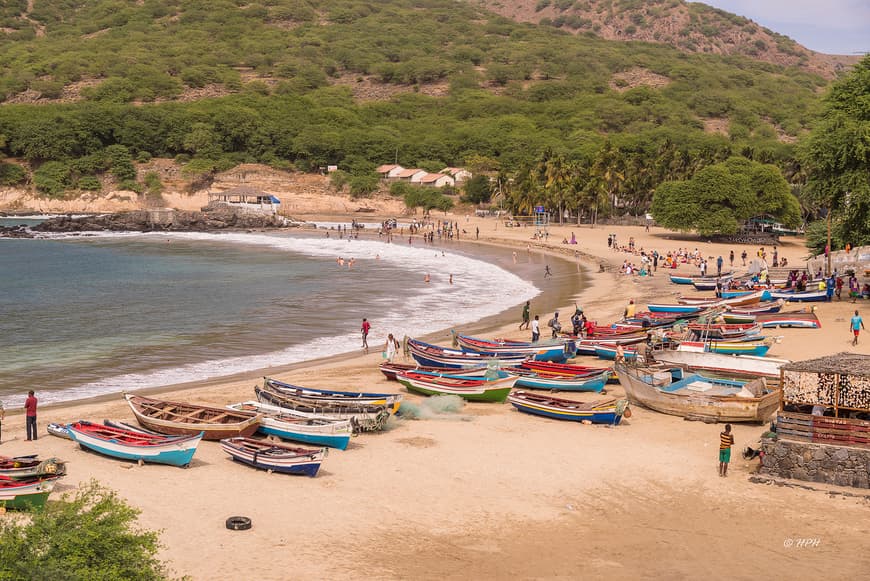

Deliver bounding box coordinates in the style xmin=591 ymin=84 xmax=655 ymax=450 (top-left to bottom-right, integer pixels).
xmin=226 ymin=516 xmax=252 ymax=531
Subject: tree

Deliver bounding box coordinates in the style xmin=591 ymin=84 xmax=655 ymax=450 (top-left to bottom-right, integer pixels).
xmin=800 ymin=56 xmax=870 ymax=248
xmin=0 ymin=481 xmax=170 ymax=580
xmin=462 ymin=174 xmax=492 ymax=204
xmin=650 ymin=156 xmax=799 ymax=236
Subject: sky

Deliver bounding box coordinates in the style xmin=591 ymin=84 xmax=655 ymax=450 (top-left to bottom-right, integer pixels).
xmin=701 ymin=0 xmax=869 ymax=55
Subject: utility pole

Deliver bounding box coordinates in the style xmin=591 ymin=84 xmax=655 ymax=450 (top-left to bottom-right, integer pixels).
xmin=826 ymin=207 xmax=832 ymax=276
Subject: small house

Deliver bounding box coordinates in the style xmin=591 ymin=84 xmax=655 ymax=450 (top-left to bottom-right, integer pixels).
xmin=376 ymin=164 xmax=405 ymax=179
xmin=207 ymin=187 xmax=281 ymax=215
xmin=397 ymin=169 xmax=428 ymax=183
xmin=419 ymin=173 xmax=455 ymax=188
xmin=440 ymin=167 xmax=472 ymax=184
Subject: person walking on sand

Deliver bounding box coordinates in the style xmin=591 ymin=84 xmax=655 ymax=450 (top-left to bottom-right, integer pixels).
xmin=548 ymin=311 xmax=562 ymax=338
xmin=719 ymin=424 xmax=734 ymax=477
xmin=384 ymin=333 xmax=400 ymax=362
xmin=24 ymin=390 xmax=37 ymax=441
xmin=361 ymin=318 xmax=371 ymax=352
xmin=530 ymin=315 xmax=540 ymax=342
xmin=850 ymin=310 xmax=865 ymax=346
xmin=741 ymin=250 xmax=747 ymax=266
xmin=519 ymin=301 xmax=531 ymax=330
xmin=729 ymin=250 xmax=734 ymax=267
xmin=0 ymin=399 xmax=5 ymax=443
xmin=544 ymin=265 xmax=552 ymax=278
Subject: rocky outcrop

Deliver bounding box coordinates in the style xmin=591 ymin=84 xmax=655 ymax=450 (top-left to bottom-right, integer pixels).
xmin=1 ymin=207 xmax=292 ymax=238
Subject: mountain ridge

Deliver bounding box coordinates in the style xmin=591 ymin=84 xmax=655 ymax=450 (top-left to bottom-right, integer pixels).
xmin=472 ymin=0 xmax=859 ymax=79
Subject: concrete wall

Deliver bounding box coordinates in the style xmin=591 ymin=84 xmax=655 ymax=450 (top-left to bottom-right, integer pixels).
xmin=807 ymin=245 xmax=870 ymax=278
xmin=760 ymin=436 xmax=870 ymax=489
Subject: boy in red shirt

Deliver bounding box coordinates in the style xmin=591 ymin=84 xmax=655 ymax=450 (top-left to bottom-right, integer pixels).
xmin=25 ymin=390 xmax=38 ymax=441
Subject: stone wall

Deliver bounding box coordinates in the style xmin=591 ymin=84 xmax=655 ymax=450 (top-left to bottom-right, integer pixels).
xmin=760 ymin=436 xmax=870 ymax=489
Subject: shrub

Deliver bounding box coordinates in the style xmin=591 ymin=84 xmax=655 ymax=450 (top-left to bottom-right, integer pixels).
xmin=0 ymin=481 xmax=169 ymax=580
xmin=76 ymin=176 xmax=102 ymax=191
xmin=0 ymin=162 xmax=26 ymax=186
xmin=33 ymin=161 xmax=71 ymax=197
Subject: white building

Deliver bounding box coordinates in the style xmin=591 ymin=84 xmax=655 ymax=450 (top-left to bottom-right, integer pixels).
xmin=207 ymin=187 xmax=281 ymax=215
xmin=419 ymin=173 xmax=455 ymax=188
xmin=440 ymin=167 xmax=472 ymax=184
xmin=376 ymin=164 xmax=405 ymax=179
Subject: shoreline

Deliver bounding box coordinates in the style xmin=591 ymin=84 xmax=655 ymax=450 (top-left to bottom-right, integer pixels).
xmin=3 ymin=218 xmax=868 ymax=580
xmin=3 ymin=225 xmax=584 ymax=415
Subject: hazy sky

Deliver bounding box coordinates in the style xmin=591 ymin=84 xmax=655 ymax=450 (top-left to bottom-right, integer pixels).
xmin=701 ymin=0 xmax=869 ymax=55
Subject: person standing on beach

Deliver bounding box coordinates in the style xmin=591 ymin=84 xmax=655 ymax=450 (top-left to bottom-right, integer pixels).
xmin=361 ymin=319 xmax=371 ymax=352
xmin=729 ymin=250 xmax=734 ymax=268
xmin=24 ymin=390 xmax=37 ymax=441
xmin=850 ymin=310 xmax=865 ymax=346
xmin=519 ymin=301 xmax=530 ymax=330
xmin=719 ymin=424 xmax=734 ymax=477
xmin=548 ymin=312 xmax=561 ymax=338
xmin=0 ymin=399 xmax=4 ymax=443
xmin=741 ymin=250 xmax=747 ymax=266
xmin=544 ymin=265 xmax=552 ymax=278
xmin=716 ymin=255 xmax=723 ymax=277
xmin=531 ymin=315 xmax=540 ymax=342
xmin=384 ymin=333 xmax=400 ymax=362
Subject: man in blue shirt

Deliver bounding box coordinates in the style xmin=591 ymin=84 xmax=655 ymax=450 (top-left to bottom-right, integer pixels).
xmin=851 ymin=310 xmax=866 ymax=346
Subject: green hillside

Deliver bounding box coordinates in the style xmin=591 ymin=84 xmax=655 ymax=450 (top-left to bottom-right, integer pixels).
xmin=0 ymin=0 xmax=832 ymax=209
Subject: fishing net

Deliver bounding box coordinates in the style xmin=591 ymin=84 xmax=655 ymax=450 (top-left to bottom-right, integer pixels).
xmin=395 ymin=395 xmax=467 ymax=420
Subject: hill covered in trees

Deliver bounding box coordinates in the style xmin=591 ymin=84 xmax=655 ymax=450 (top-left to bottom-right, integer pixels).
xmin=0 ymin=0 xmax=844 ymax=225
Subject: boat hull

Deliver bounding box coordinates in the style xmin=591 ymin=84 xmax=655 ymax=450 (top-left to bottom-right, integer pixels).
xmin=125 ymin=394 xmax=261 ymax=440
xmin=508 ymin=392 xmax=627 ymax=424
xmin=0 ymin=479 xmax=54 ymax=510
xmin=67 ymin=423 xmax=202 ymax=467
xmin=614 ymin=362 xmax=779 ymax=422
xmin=228 ymin=401 xmax=352 ymax=450
xmin=396 ymin=374 xmax=516 ymax=402
xmin=514 ymin=371 xmax=609 ymax=392
xmin=220 ymin=438 xmax=326 ymax=477
xmin=651 ymin=349 xmax=789 ymax=378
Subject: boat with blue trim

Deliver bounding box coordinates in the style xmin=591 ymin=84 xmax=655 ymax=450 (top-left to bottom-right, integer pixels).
xmin=67 ymin=420 xmax=203 ymax=467
xmin=508 ymin=390 xmax=630 ymax=424
xmin=227 ymin=401 xmax=353 ymax=450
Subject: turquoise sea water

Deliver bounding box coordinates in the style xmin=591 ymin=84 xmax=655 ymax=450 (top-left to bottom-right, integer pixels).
xmin=0 ymin=231 xmax=539 ymax=407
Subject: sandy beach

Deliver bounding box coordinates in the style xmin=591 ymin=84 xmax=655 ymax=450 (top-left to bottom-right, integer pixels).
xmin=3 ymin=218 xmax=869 ymax=579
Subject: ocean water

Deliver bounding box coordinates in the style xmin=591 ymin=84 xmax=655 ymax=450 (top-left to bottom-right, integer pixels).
xmin=0 ymin=231 xmax=538 ymax=408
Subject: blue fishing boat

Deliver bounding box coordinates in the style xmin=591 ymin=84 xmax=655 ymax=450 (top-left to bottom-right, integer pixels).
xmin=647 ymin=303 xmax=705 ymax=314
xmin=453 ymin=332 xmax=573 ymax=362
xmin=220 ymin=437 xmax=326 ymax=477
xmin=67 ymin=421 xmax=202 ymax=467
xmin=678 ymin=339 xmax=773 ymax=357
xmin=508 ymin=390 xmax=630 ymax=424
xmin=768 ymin=289 xmax=829 ymax=302
xmin=594 ymin=345 xmax=639 ymax=361
xmin=513 ymin=370 xmax=610 ymax=393
xmin=408 ymin=338 xmax=528 ymax=368
xmin=720 ymin=289 xmax=754 ymax=299
xmin=669 ymin=275 xmax=694 ymax=285
xmin=227 ymin=401 xmax=353 ymax=450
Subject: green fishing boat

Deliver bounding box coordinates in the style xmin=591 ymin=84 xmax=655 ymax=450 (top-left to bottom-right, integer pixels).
xmin=395 ymin=370 xmax=517 ymax=402
xmin=0 ymin=477 xmax=55 ymax=510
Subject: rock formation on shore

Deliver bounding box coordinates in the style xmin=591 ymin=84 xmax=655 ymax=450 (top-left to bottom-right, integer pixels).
xmin=0 ymin=207 xmax=291 ymax=238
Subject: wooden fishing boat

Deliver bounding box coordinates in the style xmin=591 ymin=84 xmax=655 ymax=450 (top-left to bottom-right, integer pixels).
xmin=395 ymin=370 xmax=517 ymax=402
xmin=670 ymin=272 xmax=732 ymax=286
xmin=67 ymin=420 xmax=203 ymax=467
xmin=518 ymin=361 xmax=610 ymax=378
xmin=408 ymin=338 xmax=528 ymax=369
xmin=0 ymin=455 xmax=66 ymax=480
xmin=574 ymin=332 xmax=648 ymax=356
xmin=755 ymin=311 xmax=821 ymax=328
xmin=379 ymin=362 xmax=490 ymax=381
xmin=0 ymin=476 xmax=56 ymax=510
xmin=255 ymin=386 xmax=390 ymax=432
xmin=677 ymin=338 xmax=774 ymax=357
xmin=768 ymin=289 xmax=829 ymax=302
xmin=677 ymin=289 xmax=771 ymax=307
xmin=594 ymin=344 xmax=639 ymax=361
xmin=453 ymin=332 xmax=573 ymax=362
xmin=513 ymin=369 xmax=610 ymax=392
xmin=220 ymin=437 xmax=326 ymax=477
xmin=647 ymin=303 xmax=705 ymax=314
xmin=262 ymin=377 xmax=403 ymax=413
xmin=721 ymin=313 xmax=757 ymax=325
xmin=227 ymin=401 xmax=353 ymax=450
xmin=47 ymin=422 xmax=72 ymax=439
xmin=651 ymin=349 xmax=789 ymax=378
xmin=686 ymin=322 xmax=762 ymax=339
xmin=726 ymin=299 xmax=785 ymax=315
xmin=508 ymin=391 xmax=630 ymax=424
xmin=125 ymin=394 xmax=261 ymax=440
xmin=614 ymin=362 xmax=779 ymax=422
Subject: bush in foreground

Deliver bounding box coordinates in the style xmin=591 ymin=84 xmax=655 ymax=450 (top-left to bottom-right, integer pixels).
xmin=0 ymin=480 xmax=173 ymax=581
